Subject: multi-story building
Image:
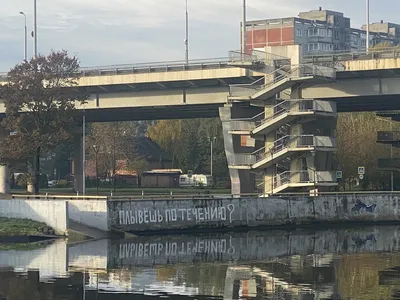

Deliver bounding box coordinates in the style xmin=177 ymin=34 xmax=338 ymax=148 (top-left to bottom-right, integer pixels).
xmin=244 ymin=7 xmax=399 ymax=55
xmin=361 ymin=21 xmax=400 ymax=40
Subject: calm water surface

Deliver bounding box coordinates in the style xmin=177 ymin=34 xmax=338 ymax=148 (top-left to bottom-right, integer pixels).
xmin=1 ymin=225 xmax=400 ymax=299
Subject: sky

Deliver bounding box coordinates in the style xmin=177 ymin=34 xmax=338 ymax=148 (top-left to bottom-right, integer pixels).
xmin=0 ymin=0 xmax=398 ymax=71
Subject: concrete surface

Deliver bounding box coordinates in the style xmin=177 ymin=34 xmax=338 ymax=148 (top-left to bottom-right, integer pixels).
xmin=68 ymin=200 xmax=109 ymax=231
xmin=108 ymin=194 xmax=400 ymax=233
xmin=0 ymin=224 xmax=397 ymax=276
xmin=0 ymin=199 xmax=68 ymax=235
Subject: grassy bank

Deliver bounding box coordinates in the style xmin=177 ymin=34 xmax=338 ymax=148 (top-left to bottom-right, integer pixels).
xmin=0 ymin=218 xmax=55 ymax=237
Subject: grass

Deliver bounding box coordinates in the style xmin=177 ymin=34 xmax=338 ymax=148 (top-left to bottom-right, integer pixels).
xmin=0 ymin=218 xmax=55 ymax=237
xmin=0 ymin=240 xmax=54 ymax=251
xmin=11 ymin=187 xmax=231 ymax=197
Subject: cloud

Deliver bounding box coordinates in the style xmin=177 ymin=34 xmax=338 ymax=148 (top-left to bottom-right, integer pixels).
xmin=0 ymin=0 xmax=398 ymax=70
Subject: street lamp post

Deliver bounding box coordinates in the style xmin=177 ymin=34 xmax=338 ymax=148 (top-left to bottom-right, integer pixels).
xmin=185 ymin=0 xmax=189 ymax=65
xmin=92 ymin=145 xmax=99 ymax=195
xmin=19 ymin=12 xmax=27 ymax=61
xmin=82 ymin=109 xmax=86 ymax=196
xmin=33 ymin=0 xmax=38 ymax=58
xmin=242 ymin=0 xmax=247 ymax=59
xmin=208 ymin=137 xmax=216 ymax=177
xmin=366 ymin=0 xmax=370 ymax=51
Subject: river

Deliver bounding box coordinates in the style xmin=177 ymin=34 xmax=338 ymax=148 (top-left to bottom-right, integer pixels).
xmin=0 ymin=225 xmax=400 ymax=299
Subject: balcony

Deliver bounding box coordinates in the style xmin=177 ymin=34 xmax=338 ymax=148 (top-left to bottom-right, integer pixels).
xmin=228 ymin=135 xmax=336 ymax=170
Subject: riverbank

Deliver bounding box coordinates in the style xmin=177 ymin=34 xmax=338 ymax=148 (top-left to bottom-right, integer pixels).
xmin=0 ymin=217 xmax=56 ymax=241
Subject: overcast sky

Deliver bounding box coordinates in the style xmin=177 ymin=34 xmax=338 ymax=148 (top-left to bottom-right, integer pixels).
xmin=0 ymin=0 xmax=397 ymax=70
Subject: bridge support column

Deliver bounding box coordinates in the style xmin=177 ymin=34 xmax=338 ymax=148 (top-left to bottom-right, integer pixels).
xmin=220 ymin=104 xmax=262 ymax=195
xmin=0 ymin=129 xmax=10 ymax=194
xmin=263 ymin=101 xmax=277 ymax=194
xmin=73 ymin=134 xmax=84 ymax=194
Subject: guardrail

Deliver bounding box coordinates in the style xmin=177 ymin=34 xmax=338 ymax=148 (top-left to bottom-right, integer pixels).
xmin=303 ymin=47 xmax=400 ymax=65
xmin=11 ymin=190 xmax=400 ymax=200
xmin=0 ymin=56 xmax=243 ymax=80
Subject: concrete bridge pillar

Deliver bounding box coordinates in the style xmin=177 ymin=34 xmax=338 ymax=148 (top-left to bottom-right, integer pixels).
xmin=73 ymin=134 xmax=84 ymax=194
xmin=0 ymin=128 xmax=10 ymax=194
xmin=0 ymin=165 xmax=10 ymax=194
xmin=263 ymin=101 xmax=277 ymax=194
xmin=220 ymin=104 xmax=262 ymax=195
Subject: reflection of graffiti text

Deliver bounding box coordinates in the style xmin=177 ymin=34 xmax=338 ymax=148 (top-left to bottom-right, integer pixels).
xmin=119 ymin=239 xmax=236 ymax=259
xmin=351 ymin=200 xmax=377 ymax=213
xmin=119 ymin=205 xmax=235 ymax=225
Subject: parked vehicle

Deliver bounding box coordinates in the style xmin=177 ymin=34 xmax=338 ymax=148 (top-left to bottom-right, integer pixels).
xmin=179 ymin=174 xmax=213 ymax=187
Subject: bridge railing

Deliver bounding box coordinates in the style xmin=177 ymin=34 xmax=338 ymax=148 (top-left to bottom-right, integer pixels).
xmin=79 ymin=56 xmax=236 ymax=76
xmin=303 ymin=46 xmax=400 ymax=64
xmin=11 ymin=190 xmax=400 ymax=200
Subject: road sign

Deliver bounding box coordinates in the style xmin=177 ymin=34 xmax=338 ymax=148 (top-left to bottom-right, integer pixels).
xmin=359 ymin=174 xmax=364 ymax=180
xmin=358 ymin=167 xmax=365 ymax=175
xmin=336 ymin=171 xmax=343 ymax=179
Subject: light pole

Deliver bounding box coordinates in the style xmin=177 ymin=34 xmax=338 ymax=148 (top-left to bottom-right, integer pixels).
xmin=82 ymin=108 xmax=86 ymax=196
xmin=19 ymin=12 xmax=27 ymax=61
xmin=366 ymin=0 xmax=370 ymax=51
xmin=185 ymin=0 xmax=189 ymax=65
xmin=378 ymin=117 xmax=394 ymax=191
xmin=242 ymin=0 xmax=247 ymax=59
xmin=208 ymin=137 xmax=216 ymax=177
xmin=92 ymin=145 xmax=99 ymax=195
xmin=33 ymin=0 xmax=37 ymax=58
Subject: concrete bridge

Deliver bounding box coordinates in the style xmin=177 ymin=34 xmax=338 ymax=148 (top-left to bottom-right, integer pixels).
xmin=2 ymin=47 xmax=400 ymax=194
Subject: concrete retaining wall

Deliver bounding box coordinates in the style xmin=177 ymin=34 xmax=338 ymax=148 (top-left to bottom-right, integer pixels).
xmin=0 ymin=200 xmax=68 ymax=235
xmin=68 ymin=200 xmax=109 ymax=231
xmin=108 ymin=194 xmax=400 ymax=233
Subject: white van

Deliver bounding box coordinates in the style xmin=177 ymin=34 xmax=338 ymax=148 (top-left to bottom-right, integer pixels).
xmin=179 ymin=174 xmax=213 ymax=187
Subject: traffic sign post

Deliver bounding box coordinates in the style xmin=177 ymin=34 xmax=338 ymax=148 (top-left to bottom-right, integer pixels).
xmin=336 ymin=171 xmax=343 ymax=179
xmin=358 ymin=167 xmax=365 ymax=175
xmin=359 ymin=174 xmax=364 ymax=180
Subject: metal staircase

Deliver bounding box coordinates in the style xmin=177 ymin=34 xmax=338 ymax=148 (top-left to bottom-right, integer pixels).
xmin=228 ymin=64 xmax=336 ymax=101
xmin=263 ymin=171 xmax=338 ymax=194
xmin=225 ymin=52 xmax=338 ymax=195
xmin=229 ymin=135 xmax=336 ymax=170
xmin=229 ymin=99 xmax=337 ymax=136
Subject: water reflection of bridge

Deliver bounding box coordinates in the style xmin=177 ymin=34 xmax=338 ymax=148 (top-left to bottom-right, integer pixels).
xmin=1 ymin=226 xmax=400 ymax=299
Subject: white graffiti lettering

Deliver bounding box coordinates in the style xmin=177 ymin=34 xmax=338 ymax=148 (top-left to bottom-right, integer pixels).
xmin=119 ymin=238 xmax=236 ymax=259
xmin=118 ymin=205 xmax=235 ymax=225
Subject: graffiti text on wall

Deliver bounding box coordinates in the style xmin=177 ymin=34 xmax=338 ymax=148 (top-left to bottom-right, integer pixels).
xmin=119 ymin=205 xmax=235 ymax=225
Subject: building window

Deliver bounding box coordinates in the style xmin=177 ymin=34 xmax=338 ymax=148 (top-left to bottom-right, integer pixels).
xmin=308 ymin=28 xmax=333 ymax=38
xmin=296 ymin=28 xmax=303 ymax=37
xmin=308 ymin=43 xmax=334 ymax=52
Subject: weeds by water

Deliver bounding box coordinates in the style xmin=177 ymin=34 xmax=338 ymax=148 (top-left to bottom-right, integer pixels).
xmin=0 ymin=218 xmax=55 ymax=237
